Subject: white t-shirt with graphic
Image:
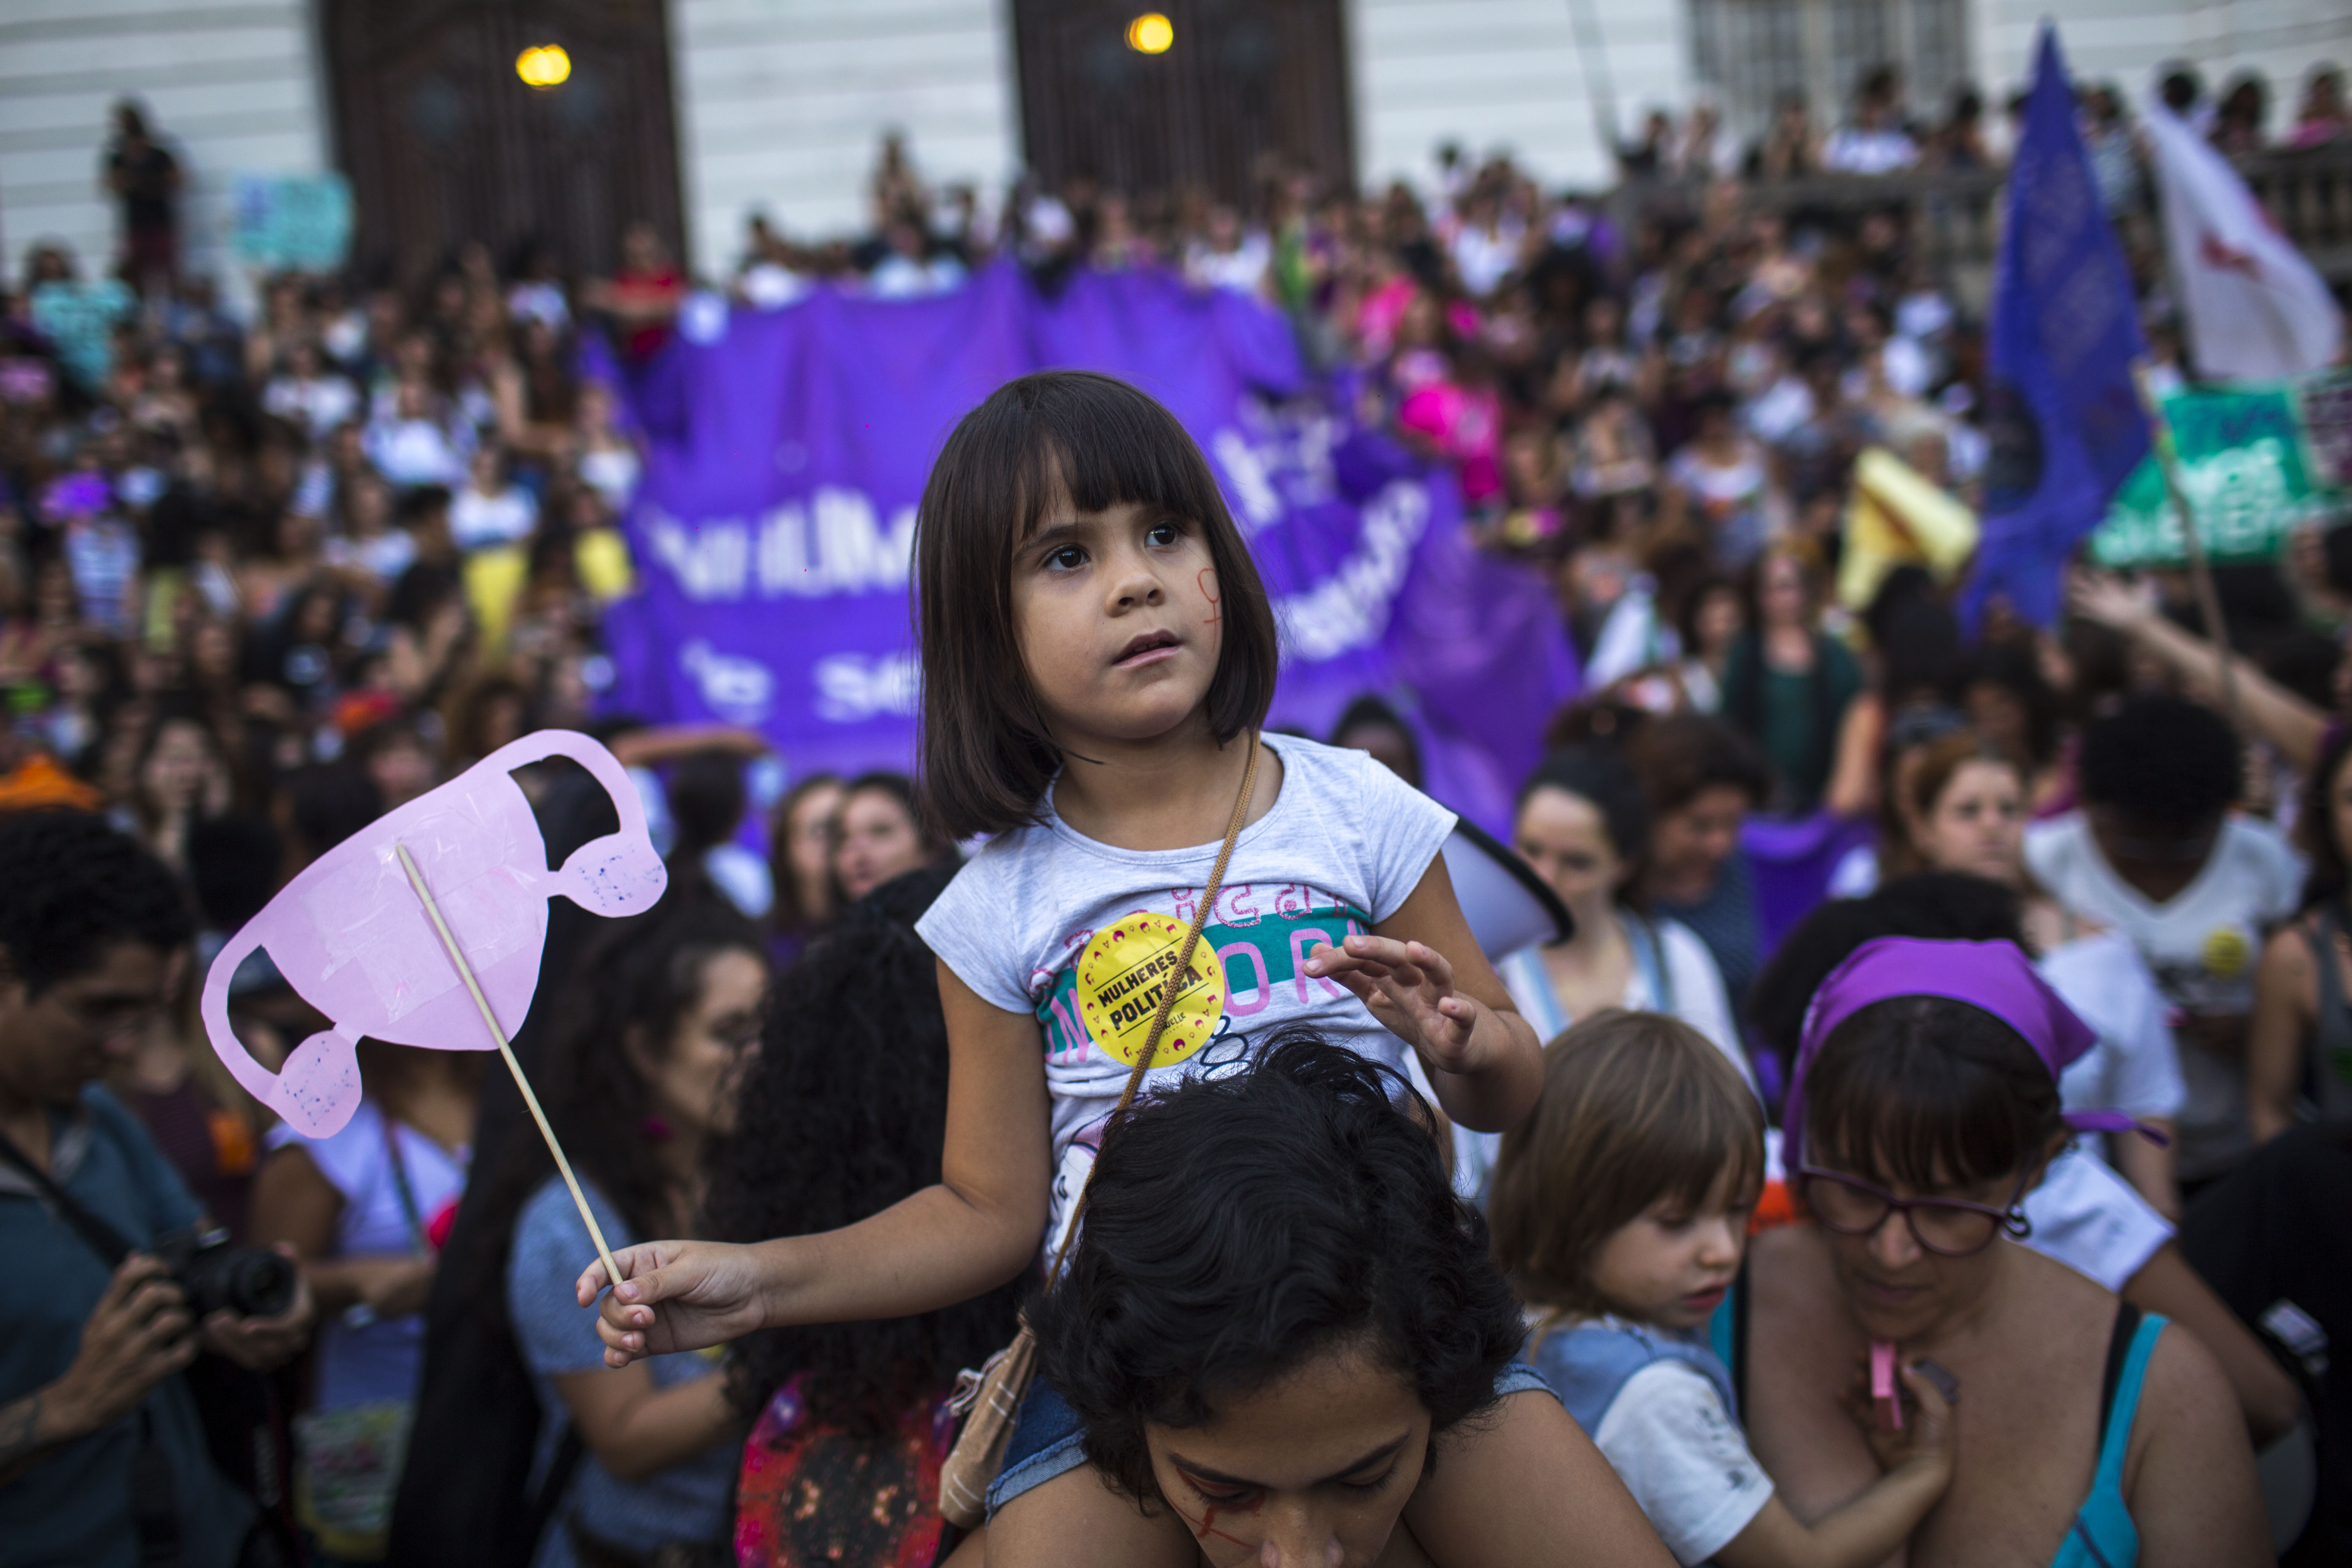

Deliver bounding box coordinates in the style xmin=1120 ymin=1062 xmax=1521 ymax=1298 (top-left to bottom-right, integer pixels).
xmin=2024 ymin=813 xmax=2301 ymax=1180
xmin=917 ymin=734 xmax=1456 ymax=1252
xmin=1588 ymin=1358 xmax=1775 ymax=1565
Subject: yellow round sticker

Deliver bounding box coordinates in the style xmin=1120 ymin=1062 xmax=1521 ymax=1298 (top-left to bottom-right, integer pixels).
xmin=2202 ymin=925 xmax=2250 ymax=981
xmin=1076 ymin=912 xmax=1227 ymax=1067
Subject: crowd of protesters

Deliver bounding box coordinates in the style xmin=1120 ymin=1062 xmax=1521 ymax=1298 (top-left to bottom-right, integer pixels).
xmin=1 ymin=51 xmax=2348 ymax=1568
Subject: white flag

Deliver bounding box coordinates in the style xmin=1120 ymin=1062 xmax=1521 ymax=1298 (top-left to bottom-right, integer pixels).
xmin=2145 ymin=105 xmax=2344 ymax=382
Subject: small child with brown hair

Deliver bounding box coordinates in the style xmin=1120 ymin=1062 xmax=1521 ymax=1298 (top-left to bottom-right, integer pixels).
xmin=1490 ymin=1009 xmax=1955 ymax=1568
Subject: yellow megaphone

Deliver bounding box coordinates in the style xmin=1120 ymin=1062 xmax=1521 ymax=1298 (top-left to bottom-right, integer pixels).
xmin=1836 ymin=446 xmax=1980 ymax=611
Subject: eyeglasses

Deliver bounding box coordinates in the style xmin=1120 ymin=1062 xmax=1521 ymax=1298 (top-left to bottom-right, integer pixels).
xmin=1796 ymin=1166 xmax=2029 ymax=1258
xmin=48 ymin=990 xmax=165 ymax=1041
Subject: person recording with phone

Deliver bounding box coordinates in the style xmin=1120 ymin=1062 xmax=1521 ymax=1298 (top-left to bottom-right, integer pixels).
xmin=0 ymin=810 xmax=314 ymax=1568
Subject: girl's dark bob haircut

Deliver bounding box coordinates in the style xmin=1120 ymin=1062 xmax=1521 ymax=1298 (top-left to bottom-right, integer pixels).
xmin=914 ymin=371 xmax=1281 ymax=840
xmin=1803 ymin=993 xmax=2065 ymax=1196
xmin=1031 ymin=1029 xmax=1525 ymax=1508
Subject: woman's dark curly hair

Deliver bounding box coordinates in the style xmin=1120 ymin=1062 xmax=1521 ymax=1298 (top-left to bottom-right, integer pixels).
xmin=447 ymin=889 xmax=766 ymax=1341
xmin=1031 ymin=1030 xmax=1525 ymax=1507
xmin=2078 ymin=693 xmax=2240 ymax=830
xmin=0 ymin=810 xmax=191 ymax=993
xmin=705 ymin=862 xmax=1021 ymax=1433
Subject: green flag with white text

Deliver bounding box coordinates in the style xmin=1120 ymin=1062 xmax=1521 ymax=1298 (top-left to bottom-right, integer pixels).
xmin=2088 ymin=382 xmax=2346 ymax=568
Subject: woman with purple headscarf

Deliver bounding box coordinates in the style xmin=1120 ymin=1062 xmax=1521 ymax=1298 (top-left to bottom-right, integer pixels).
xmin=1727 ymin=939 xmax=2266 ymax=1567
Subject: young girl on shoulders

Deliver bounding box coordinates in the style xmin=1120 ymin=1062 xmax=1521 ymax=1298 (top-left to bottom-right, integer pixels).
xmin=1490 ymin=1009 xmax=1954 ymax=1568
xmin=584 ymin=373 xmax=1614 ymax=1561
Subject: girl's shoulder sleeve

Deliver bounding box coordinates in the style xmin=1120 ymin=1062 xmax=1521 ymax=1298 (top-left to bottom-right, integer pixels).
xmin=1293 ymin=738 xmax=1455 ymax=924
xmin=1591 ymin=1359 xmax=1774 ymax=1564
xmin=914 ymin=835 xmax=1049 ymax=1016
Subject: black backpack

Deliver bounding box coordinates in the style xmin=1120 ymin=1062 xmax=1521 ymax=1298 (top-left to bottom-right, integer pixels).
xmin=384 ymin=1112 xmax=580 ymax=1566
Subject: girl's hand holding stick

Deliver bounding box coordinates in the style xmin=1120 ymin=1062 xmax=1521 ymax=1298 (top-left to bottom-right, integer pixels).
xmin=575 ymin=1239 xmax=777 ymax=1367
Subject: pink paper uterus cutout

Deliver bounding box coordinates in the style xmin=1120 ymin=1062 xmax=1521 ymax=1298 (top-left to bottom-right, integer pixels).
xmin=200 ymin=730 xmax=666 ymax=1138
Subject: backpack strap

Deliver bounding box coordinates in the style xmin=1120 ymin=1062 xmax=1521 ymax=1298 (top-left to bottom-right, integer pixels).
xmin=1628 ymin=915 xmax=1675 ymax=1015
xmin=2309 ymin=905 xmax=2352 ymax=1090
xmin=0 ymin=1122 xmax=137 ymax=1266
xmin=524 ymin=1424 xmax=586 ymax=1553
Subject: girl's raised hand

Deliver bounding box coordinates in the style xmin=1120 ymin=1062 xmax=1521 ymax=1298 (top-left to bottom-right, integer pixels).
xmin=1305 ymin=934 xmax=1490 ymax=1075
xmin=575 ymin=1239 xmax=774 ymax=1368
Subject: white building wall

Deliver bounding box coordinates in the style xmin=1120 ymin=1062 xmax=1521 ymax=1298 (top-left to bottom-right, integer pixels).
xmin=0 ymin=0 xmax=329 ymax=290
xmin=1976 ymin=0 xmax=2349 ymax=121
xmin=667 ymin=0 xmax=1022 ymax=275
xmin=1348 ymin=0 xmax=1689 ymax=193
xmin=0 ymin=0 xmax=2335 ymax=295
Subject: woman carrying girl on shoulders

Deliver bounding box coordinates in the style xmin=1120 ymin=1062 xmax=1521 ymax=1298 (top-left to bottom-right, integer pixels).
xmin=950 ymin=1029 xmax=1670 ymax=1567
xmin=578 ymin=371 xmax=1646 ymax=1565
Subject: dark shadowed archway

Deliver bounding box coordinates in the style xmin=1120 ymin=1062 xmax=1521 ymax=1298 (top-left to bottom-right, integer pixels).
xmin=323 ymin=0 xmax=687 ymax=286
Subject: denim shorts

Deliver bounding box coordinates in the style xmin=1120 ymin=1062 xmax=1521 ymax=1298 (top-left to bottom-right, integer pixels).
xmin=983 ymin=1363 xmax=1556 ymax=1520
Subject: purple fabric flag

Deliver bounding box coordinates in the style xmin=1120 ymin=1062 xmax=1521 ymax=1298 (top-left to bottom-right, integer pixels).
xmin=599 ymin=263 xmax=1578 ymax=832
xmin=1967 ymin=24 xmax=2151 ymax=628
xmin=1741 ymin=810 xmax=1876 ymax=959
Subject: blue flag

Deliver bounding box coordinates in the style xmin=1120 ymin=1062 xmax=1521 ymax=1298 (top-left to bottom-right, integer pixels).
xmin=1968 ymin=24 xmax=2150 ymax=627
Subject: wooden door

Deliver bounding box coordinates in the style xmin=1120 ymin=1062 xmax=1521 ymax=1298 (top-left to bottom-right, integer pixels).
xmin=1013 ymin=0 xmax=1355 ymax=207
xmin=322 ymin=0 xmax=686 ymax=286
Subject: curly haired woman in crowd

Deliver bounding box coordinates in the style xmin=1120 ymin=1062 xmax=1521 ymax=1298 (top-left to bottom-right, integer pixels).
xmin=706 ymin=862 xmax=1021 ymax=1567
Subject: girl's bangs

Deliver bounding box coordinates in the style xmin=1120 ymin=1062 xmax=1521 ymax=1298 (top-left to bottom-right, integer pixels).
xmin=1010 ymin=385 xmax=1226 ymax=542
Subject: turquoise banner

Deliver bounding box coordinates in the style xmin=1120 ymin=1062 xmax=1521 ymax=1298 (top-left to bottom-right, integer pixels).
xmin=2088 ymin=382 xmax=2347 ymax=567
xmin=232 ymin=173 xmax=352 ymax=273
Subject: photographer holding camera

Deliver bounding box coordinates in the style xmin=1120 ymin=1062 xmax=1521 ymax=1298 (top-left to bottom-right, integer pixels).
xmin=0 ymin=810 xmax=314 ymax=1568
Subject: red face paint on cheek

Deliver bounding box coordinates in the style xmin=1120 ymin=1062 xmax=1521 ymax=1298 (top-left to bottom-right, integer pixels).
xmin=1197 ymin=567 xmax=1222 ymax=627
xmin=1173 ymin=1496 xmax=1257 ymax=1548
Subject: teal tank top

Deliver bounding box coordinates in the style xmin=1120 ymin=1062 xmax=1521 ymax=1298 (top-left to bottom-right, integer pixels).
xmin=2049 ymin=1307 xmax=2167 ymax=1568
xmin=1711 ymin=1281 xmax=2167 ymax=1568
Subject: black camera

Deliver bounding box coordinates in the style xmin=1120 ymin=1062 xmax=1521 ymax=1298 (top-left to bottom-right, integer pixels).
xmin=154 ymin=1227 xmax=297 ymax=1319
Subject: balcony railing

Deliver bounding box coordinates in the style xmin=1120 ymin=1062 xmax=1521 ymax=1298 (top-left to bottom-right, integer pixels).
xmin=2242 ymin=145 xmax=2352 ymax=283
xmin=1612 ymin=144 xmax=2352 ymax=314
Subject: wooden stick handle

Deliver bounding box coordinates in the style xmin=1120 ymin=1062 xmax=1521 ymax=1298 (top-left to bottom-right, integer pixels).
xmin=393 ymin=843 xmax=623 ymax=1288
xmin=2131 ymin=360 xmax=2242 ymax=732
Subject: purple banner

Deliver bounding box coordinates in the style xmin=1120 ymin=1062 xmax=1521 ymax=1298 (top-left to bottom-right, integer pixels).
xmin=600 ymin=263 xmax=1577 ymax=832
xmin=1743 ymin=810 xmax=1876 ymax=959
